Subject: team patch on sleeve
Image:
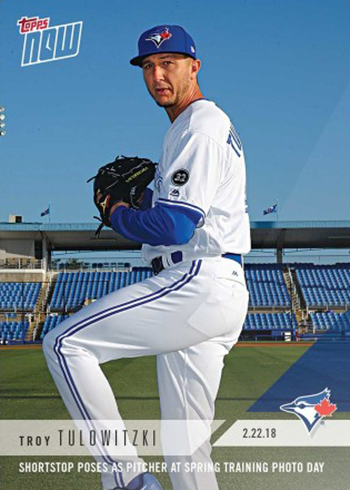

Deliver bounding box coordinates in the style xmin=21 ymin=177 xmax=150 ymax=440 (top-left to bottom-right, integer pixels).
xmin=171 ymin=169 xmax=189 ymax=186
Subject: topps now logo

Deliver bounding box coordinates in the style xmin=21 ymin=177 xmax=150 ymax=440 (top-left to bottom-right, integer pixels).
xmin=17 ymin=16 xmax=83 ymax=67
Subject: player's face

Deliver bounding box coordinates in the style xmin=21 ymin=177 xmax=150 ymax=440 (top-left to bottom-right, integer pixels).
xmin=141 ymin=53 xmax=197 ymax=108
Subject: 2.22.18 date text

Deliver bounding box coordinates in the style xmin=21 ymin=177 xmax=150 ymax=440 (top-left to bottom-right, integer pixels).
xmin=242 ymin=427 xmax=277 ymax=438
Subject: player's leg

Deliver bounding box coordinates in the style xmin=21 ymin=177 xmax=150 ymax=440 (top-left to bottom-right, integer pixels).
xmin=157 ymin=267 xmax=249 ymax=490
xmin=157 ymin=339 xmax=244 ymax=490
xmin=42 ymin=259 xmax=224 ymax=489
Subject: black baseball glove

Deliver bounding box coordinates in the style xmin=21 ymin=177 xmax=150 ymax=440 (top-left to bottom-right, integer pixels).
xmin=88 ymin=155 xmax=156 ymax=235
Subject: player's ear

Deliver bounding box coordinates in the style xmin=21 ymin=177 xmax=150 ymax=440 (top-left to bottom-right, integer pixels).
xmin=190 ymin=59 xmax=201 ymax=80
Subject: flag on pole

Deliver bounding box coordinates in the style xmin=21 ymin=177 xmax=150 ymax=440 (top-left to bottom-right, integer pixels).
xmin=40 ymin=207 xmax=50 ymax=217
xmin=263 ymin=203 xmax=278 ymax=216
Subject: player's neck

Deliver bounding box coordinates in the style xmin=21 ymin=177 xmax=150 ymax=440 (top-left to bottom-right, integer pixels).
xmin=165 ymin=86 xmax=204 ymax=123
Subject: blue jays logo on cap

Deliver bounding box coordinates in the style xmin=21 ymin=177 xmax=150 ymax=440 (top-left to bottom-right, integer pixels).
xmin=146 ymin=28 xmax=172 ymax=48
xmin=130 ymin=24 xmax=197 ymax=67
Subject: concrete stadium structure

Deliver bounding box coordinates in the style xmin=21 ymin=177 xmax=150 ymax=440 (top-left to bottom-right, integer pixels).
xmin=1 ymin=220 xmax=349 ymax=268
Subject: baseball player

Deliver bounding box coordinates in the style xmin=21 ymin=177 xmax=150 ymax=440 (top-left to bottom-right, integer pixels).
xmin=43 ymin=24 xmax=250 ymax=490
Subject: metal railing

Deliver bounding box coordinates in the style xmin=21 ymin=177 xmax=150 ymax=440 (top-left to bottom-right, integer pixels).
xmin=0 ymin=258 xmax=45 ymax=270
xmin=50 ymin=260 xmax=133 ymax=271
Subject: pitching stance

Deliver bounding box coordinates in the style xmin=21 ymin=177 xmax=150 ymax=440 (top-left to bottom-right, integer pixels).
xmin=43 ymin=25 xmax=250 ymax=490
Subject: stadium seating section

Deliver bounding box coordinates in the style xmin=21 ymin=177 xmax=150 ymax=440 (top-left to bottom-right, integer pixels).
xmin=40 ymin=314 xmax=69 ymax=339
xmin=50 ymin=265 xmax=291 ymax=311
xmin=244 ymin=313 xmax=298 ymax=330
xmin=0 ymin=264 xmax=348 ymax=341
xmin=50 ymin=269 xmax=153 ymax=310
xmin=245 ymin=264 xmax=290 ymax=307
xmin=310 ymin=310 xmax=350 ymax=332
xmin=295 ymin=264 xmax=350 ymax=307
xmin=0 ymin=282 xmax=41 ymax=310
xmin=0 ymin=321 xmax=29 ymax=342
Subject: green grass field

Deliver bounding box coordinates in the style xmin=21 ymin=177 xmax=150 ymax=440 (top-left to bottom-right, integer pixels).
xmin=1 ymin=344 xmax=349 ymax=490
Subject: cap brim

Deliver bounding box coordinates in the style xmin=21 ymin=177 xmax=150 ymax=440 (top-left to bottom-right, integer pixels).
xmin=130 ymin=51 xmax=196 ymax=67
xmin=130 ymin=55 xmax=145 ymax=67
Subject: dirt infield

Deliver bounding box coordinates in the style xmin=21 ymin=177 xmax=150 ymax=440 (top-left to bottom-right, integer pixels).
xmin=0 ymin=344 xmax=43 ymax=350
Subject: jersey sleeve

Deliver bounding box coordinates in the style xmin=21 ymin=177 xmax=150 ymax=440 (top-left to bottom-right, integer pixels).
xmin=110 ymin=203 xmax=201 ymax=246
xmin=157 ymin=131 xmax=224 ymax=225
xmin=138 ymin=187 xmax=153 ymax=210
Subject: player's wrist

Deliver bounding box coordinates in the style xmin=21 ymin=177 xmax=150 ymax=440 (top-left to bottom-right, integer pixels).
xmin=110 ymin=201 xmax=130 ymax=218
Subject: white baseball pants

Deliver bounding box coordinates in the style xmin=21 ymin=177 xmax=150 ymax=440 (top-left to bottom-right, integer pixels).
xmin=43 ymin=257 xmax=248 ymax=490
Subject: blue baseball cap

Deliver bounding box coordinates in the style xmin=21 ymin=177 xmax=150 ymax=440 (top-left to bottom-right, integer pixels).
xmin=130 ymin=25 xmax=197 ymax=67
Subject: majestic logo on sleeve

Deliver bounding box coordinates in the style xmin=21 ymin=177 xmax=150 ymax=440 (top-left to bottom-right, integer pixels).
xmin=17 ymin=16 xmax=83 ymax=67
xmin=280 ymin=388 xmax=337 ymax=434
xmin=146 ymin=28 xmax=172 ymax=48
xmin=169 ymin=188 xmax=180 ymax=198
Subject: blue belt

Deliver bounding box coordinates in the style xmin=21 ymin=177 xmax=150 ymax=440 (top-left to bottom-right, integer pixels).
xmin=222 ymin=253 xmax=242 ymax=266
xmin=151 ymin=251 xmax=242 ymax=275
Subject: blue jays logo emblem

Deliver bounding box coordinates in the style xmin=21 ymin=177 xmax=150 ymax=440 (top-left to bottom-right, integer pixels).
xmin=146 ymin=28 xmax=172 ymax=48
xmin=280 ymin=388 xmax=337 ymax=434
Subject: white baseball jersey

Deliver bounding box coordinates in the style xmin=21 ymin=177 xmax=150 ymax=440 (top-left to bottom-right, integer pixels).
xmin=142 ymin=99 xmax=251 ymax=264
xmin=44 ymin=98 xmax=250 ymax=490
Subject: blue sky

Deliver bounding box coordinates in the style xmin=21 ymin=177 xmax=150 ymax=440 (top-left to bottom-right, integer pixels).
xmin=0 ymin=0 xmax=349 ymax=224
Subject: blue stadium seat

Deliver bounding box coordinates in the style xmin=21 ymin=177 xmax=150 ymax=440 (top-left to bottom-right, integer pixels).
xmin=0 ymin=283 xmax=41 ymax=311
xmin=49 ymin=269 xmax=153 ymax=311
xmin=40 ymin=314 xmax=69 ymax=339
xmin=296 ymin=264 xmax=350 ymax=307
xmin=0 ymin=321 xmax=29 ymax=341
xmin=245 ymin=264 xmax=291 ymax=307
xmin=310 ymin=310 xmax=350 ymax=332
xmin=243 ymin=313 xmax=297 ymax=331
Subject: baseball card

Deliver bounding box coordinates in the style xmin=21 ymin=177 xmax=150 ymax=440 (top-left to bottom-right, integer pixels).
xmin=0 ymin=1 xmax=349 ymax=490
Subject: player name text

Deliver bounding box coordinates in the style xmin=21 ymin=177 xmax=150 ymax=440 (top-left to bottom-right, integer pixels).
xmin=18 ymin=428 xmax=157 ymax=448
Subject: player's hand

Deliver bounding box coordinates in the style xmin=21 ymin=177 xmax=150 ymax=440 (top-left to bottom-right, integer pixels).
xmin=109 ymin=192 xmax=143 ymax=217
xmin=109 ymin=201 xmax=130 ymax=217
xmin=136 ymin=191 xmax=144 ymax=205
